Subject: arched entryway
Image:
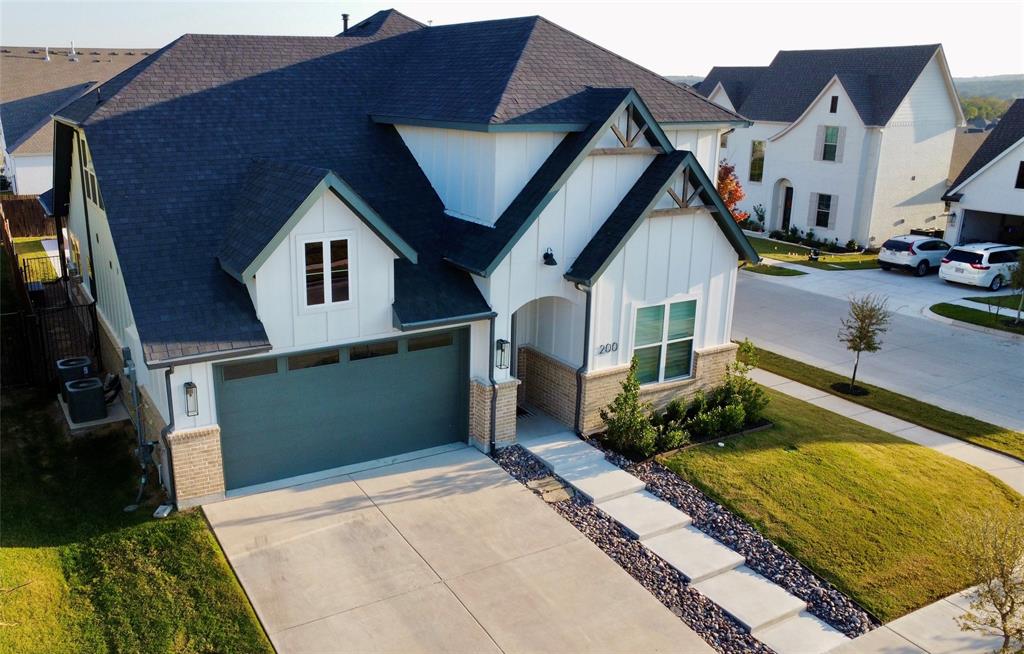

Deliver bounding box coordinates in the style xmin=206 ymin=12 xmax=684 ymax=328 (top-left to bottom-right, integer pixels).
xmin=771 ymin=178 xmax=794 ymax=232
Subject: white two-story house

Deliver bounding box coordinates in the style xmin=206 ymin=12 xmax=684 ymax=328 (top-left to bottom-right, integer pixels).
xmin=697 ymin=45 xmax=965 ymax=248
xmin=49 ymin=10 xmax=756 ymax=507
xmin=943 ymin=99 xmax=1024 ymax=246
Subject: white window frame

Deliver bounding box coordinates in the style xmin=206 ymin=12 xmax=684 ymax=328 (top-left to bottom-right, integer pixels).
xmin=630 ymin=293 xmax=700 ymax=385
xmin=815 ymin=193 xmax=833 ymax=228
xmin=822 ymin=126 xmax=840 ymax=162
xmin=295 ymin=230 xmax=355 ymax=314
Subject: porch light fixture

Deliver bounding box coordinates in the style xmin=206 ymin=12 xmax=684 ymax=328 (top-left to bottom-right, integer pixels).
xmin=495 ymin=339 xmax=511 ymax=370
xmin=543 ymin=248 xmax=557 ymax=266
xmin=183 ymin=381 xmax=199 ymax=417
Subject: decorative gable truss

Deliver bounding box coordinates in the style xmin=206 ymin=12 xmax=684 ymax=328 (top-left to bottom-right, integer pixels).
xmin=650 ymin=166 xmax=710 ymax=216
xmin=593 ymin=104 xmax=670 ymax=155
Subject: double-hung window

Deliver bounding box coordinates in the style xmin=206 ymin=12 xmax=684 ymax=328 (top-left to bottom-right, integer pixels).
xmin=815 ymin=194 xmax=833 ymax=228
xmin=302 ymin=237 xmax=349 ymax=307
xmin=633 ymin=298 xmax=697 ymax=385
xmin=822 ymin=126 xmax=840 ymax=161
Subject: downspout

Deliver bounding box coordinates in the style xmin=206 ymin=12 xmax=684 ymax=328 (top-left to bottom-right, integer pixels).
xmin=573 ymin=282 xmax=593 ymax=436
xmin=161 ymin=366 xmax=178 ymax=507
xmin=487 ymin=315 xmax=498 ymax=451
xmin=74 ymin=132 xmax=97 ymax=299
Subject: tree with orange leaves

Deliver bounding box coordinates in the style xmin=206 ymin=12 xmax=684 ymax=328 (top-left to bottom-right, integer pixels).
xmin=716 ymin=159 xmax=749 ymax=222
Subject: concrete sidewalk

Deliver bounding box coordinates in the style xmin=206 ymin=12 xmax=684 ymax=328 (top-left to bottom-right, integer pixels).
xmin=750 ymin=369 xmax=1024 ymax=495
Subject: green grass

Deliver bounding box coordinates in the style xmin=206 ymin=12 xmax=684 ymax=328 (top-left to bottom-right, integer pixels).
xmin=661 ymin=390 xmax=1023 ymax=622
xmin=931 ymin=302 xmax=1024 ymax=336
xmin=0 ymin=391 xmax=272 ymax=654
xmin=743 ymin=263 xmax=807 ymax=276
xmin=747 ymin=345 xmax=1024 ymax=460
xmin=966 ymin=294 xmax=1024 ymax=311
xmin=746 ymin=235 xmax=879 ymax=271
xmin=12 ymin=237 xmax=58 ymax=282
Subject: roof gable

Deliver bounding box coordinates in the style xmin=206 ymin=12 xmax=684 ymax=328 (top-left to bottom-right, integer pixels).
xmin=947 ymin=99 xmax=1024 ymax=195
xmin=700 ymin=45 xmax=943 ymax=126
xmin=565 ymin=151 xmax=759 ymax=286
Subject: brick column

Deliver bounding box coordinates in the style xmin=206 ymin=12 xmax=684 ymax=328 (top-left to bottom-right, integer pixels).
xmin=167 ymin=426 xmax=225 ymax=508
xmin=468 ymin=378 xmax=520 ymax=452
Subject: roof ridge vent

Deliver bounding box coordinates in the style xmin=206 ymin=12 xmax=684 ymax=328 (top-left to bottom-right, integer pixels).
xmin=69 ymin=41 xmax=79 ymax=62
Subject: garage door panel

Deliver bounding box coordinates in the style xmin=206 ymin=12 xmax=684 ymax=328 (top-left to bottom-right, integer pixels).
xmin=216 ymin=329 xmax=468 ymax=490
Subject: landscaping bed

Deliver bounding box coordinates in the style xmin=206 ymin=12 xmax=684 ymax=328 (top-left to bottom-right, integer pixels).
xmin=930 ymin=302 xmax=1024 ymax=336
xmin=0 ymin=390 xmax=272 ymax=654
xmin=742 ymin=263 xmax=806 ymax=276
xmin=662 ymin=389 xmax=1024 ymax=622
xmin=747 ymin=344 xmax=1024 ymax=460
xmin=746 ymin=235 xmax=878 ymax=271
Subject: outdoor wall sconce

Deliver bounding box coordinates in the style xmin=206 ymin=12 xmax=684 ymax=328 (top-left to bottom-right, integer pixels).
xmin=496 ymin=339 xmax=511 ymax=370
xmin=184 ymin=381 xmax=199 ymax=417
xmin=543 ymin=248 xmax=557 ymax=266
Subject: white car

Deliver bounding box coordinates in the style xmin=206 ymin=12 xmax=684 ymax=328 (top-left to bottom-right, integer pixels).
xmin=939 ymin=243 xmax=1022 ymax=291
xmin=878 ymin=235 xmax=951 ymax=276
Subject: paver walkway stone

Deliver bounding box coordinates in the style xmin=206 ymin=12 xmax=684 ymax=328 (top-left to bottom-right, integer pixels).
xmin=692 ymin=565 xmax=807 ymax=634
xmin=596 ymin=490 xmax=692 ymax=539
xmin=759 ymin=611 xmax=850 ymax=654
xmin=643 ymin=526 xmax=745 ymax=583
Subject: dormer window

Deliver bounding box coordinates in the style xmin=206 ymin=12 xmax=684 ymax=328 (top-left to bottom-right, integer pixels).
xmin=302 ymin=237 xmax=349 ymax=307
xmin=829 ymin=95 xmax=838 ymax=113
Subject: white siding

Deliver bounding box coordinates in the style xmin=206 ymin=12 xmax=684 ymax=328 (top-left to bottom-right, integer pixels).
xmin=590 ymin=210 xmax=738 ymax=370
xmin=251 ymin=190 xmax=398 ymax=350
xmin=869 ymin=54 xmax=960 ymax=244
xmin=10 ymin=154 xmax=52 ymax=195
xmin=396 ymin=126 xmax=564 ymax=225
xmin=952 ymin=139 xmax=1024 ymax=215
xmin=664 ymin=128 xmax=722 ymax=176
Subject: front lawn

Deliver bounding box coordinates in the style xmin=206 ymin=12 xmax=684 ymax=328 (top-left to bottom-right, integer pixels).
xmin=965 ymin=294 xmax=1024 ymax=312
xmin=0 ymin=391 xmax=272 ymax=654
xmin=661 ymin=390 xmax=1023 ymax=622
xmin=743 ymin=263 xmax=807 ymax=276
xmin=931 ymin=302 xmax=1024 ymax=336
xmin=746 ymin=236 xmax=878 ymax=271
xmin=748 ymin=345 xmax=1024 ymax=460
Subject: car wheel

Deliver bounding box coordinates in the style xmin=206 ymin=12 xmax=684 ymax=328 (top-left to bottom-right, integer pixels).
xmin=989 ymin=275 xmax=1003 ymax=292
xmin=915 ymin=261 xmax=929 ymax=277
xmin=880 ymin=263 xmax=892 ymax=271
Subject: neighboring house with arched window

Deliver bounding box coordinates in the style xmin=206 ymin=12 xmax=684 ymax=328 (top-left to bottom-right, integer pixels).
xmin=696 ymin=45 xmax=964 ymax=248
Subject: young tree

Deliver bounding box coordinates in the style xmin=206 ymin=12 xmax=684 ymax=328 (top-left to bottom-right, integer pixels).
xmin=950 ymin=510 xmax=1024 ymax=653
xmin=837 ymin=294 xmax=891 ymax=391
xmin=1010 ymin=249 xmax=1024 ymax=325
xmin=600 ymin=357 xmax=656 ymax=460
xmin=716 ymin=159 xmax=749 ymax=223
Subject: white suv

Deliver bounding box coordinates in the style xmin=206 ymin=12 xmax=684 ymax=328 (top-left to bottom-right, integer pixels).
xmin=878 ymin=235 xmax=951 ymax=276
xmin=939 ymin=243 xmax=1022 ymax=291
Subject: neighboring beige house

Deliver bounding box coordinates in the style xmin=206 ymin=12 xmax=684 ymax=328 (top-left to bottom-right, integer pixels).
xmin=1 ymin=46 xmax=150 ymax=196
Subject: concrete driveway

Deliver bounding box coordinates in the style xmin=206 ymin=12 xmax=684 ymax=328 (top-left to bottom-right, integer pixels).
xmin=735 ymin=272 xmax=1024 ymax=431
xmin=205 ymin=446 xmax=711 ymax=654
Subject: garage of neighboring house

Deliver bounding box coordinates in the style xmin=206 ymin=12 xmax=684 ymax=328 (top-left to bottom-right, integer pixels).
xmin=214 ymin=328 xmax=469 ymax=490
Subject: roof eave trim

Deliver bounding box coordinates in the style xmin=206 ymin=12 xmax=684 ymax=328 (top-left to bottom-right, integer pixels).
xmin=372 ymin=115 xmax=589 ymax=133
xmin=145 ymin=344 xmax=274 ymax=369
xmin=947 ymin=134 xmax=1024 ymax=196
xmin=660 ymin=119 xmax=753 ymax=129
xmin=941 ymin=191 xmax=963 ymax=203
xmin=239 ymin=172 xmax=418 ymax=281
xmin=393 ymin=308 xmax=497 ymax=331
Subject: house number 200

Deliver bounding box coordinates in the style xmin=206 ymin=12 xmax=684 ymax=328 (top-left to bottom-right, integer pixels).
xmin=597 ymin=342 xmax=619 ymax=355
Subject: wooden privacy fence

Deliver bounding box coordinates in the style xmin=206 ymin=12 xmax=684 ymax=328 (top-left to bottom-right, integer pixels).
xmin=0 ymin=195 xmax=55 ymax=237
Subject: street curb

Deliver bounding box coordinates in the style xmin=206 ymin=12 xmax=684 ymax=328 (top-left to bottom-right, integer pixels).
xmin=921 ymin=305 xmax=1024 ymax=341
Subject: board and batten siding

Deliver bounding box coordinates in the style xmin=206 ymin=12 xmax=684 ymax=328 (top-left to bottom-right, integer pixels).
xmin=589 ymin=210 xmax=739 ymax=372
xmin=478 ymin=129 xmax=657 ymax=380
xmin=396 ymin=126 xmax=564 ymax=225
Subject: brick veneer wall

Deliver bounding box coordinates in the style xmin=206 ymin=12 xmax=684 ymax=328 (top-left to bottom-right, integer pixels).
xmin=167 ymin=427 xmax=225 ymax=507
xmin=468 ymin=377 xmax=520 ymax=451
xmin=579 ymin=342 xmax=739 ymax=435
xmin=516 ymin=346 xmax=577 ymax=428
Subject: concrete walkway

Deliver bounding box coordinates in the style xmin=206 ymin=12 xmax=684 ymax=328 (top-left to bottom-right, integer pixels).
xmin=833 ymin=588 xmax=1003 ymax=653
xmin=750 ymin=369 xmax=1024 ymax=495
xmin=520 ymin=429 xmax=850 ymax=654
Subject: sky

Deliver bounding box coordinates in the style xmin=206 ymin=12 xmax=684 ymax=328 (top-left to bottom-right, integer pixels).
xmin=1 ymin=0 xmax=1021 ymax=78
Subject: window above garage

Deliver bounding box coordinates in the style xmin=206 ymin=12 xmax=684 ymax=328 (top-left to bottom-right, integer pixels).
xmin=299 ymin=233 xmax=352 ymax=310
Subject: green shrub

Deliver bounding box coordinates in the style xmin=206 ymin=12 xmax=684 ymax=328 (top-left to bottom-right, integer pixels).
xmin=601 ymin=358 xmax=658 ymax=460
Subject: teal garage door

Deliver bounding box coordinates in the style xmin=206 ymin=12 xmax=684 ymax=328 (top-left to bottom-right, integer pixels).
xmin=215 ymin=329 xmax=468 ymax=490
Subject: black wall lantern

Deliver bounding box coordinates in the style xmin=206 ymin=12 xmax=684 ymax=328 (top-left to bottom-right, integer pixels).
xmin=543 ymin=248 xmax=557 ymax=266
xmin=183 ymin=381 xmax=199 ymax=417
xmin=495 ymin=339 xmax=511 ymax=369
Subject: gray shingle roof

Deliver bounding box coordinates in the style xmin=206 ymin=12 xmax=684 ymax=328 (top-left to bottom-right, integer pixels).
xmin=698 ymin=45 xmax=943 ymax=126
xmin=948 ymin=99 xmax=1024 ymax=193
xmin=337 ymin=9 xmax=426 ymax=38
xmin=52 ymin=12 xmax=743 ymax=365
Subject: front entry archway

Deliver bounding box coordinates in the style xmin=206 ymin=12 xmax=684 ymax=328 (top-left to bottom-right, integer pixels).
xmin=772 ymin=178 xmax=794 ymax=232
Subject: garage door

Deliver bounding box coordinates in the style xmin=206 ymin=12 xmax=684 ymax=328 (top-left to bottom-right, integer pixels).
xmin=215 ymin=328 xmax=468 ymax=490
